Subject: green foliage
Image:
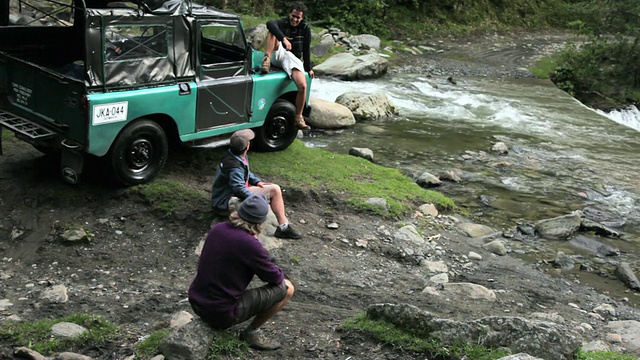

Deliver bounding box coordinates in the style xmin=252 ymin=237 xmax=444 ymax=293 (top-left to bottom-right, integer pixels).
xmin=0 ymin=314 xmax=117 ymax=355
xmin=135 ymin=329 xmax=170 ymax=359
xmin=341 ymin=313 xmax=509 ymax=359
xmin=129 ymin=179 xmax=207 ymax=217
xmin=208 ymin=331 xmax=249 ymax=358
xmin=529 ymin=56 xmax=559 ymax=79
xmin=249 ymin=141 xmax=454 ymax=218
xmin=576 ymin=349 xmax=638 ymax=360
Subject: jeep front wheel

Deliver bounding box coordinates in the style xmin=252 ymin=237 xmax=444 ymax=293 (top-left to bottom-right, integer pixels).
xmin=252 ymin=100 xmax=297 ymax=152
xmin=109 ymin=119 xmax=168 ymax=186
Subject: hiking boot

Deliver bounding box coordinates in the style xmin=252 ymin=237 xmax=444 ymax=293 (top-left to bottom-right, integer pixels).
xmin=274 ymin=225 xmax=302 ymax=239
xmin=240 ymin=330 xmax=281 ymax=351
xmin=294 ymin=115 xmax=310 ymax=130
xmin=260 ymin=55 xmax=271 ymax=74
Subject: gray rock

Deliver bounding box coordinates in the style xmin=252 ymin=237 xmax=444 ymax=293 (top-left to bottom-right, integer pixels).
xmin=335 ymin=92 xmax=397 ymax=121
xmin=312 ymin=53 xmax=388 ymax=80
xmin=482 ymin=239 xmax=507 ymax=256
xmin=491 ymin=142 xmax=509 ymax=155
xmin=349 ymin=147 xmax=374 ymax=162
xmin=569 ymin=234 xmax=619 ymax=257
xmin=534 ymin=211 xmax=582 ymax=239
xmin=351 ymin=34 xmax=381 ymax=50
xmin=553 ymin=251 xmax=575 ymax=269
xmin=458 ymin=222 xmax=498 ymax=238
xmin=614 ymin=262 xmax=640 ymax=291
xmin=366 ymin=303 xmax=580 ymax=359
xmin=307 ymin=98 xmax=356 ymax=129
xmin=160 ymin=318 xmax=217 ymax=360
xmin=393 ymin=225 xmax=424 ymax=246
xmin=40 ymin=284 xmax=69 ymax=303
xmin=364 ymin=197 xmax=387 ymax=211
xmin=581 ymin=340 xmax=610 ymax=352
xmin=580 ymin=218 xmax=620 ymax=237
xmin=605 ymin=320 xmax=640 ymax=352
xmin=498 ymin=354 xmax=543 ymax=360
xmin=245 ymin=24 xmax=268 ymax=50
xmin=416 ymin=171 xmax=441 ymax=188
xmin=51 ymin=322 xmax=88 ymax=339
xmin=13 ymin=347 xmax=46 ymax=360
xmin=0 ymin=299 xmax=13 ymax=311
xmin=418 ymin=203 xmax=439 ymax=217
xmin=54 ymin=352 xmax=92 ymax=360
xmin=440 ymin=283 xmax=496 ymax=301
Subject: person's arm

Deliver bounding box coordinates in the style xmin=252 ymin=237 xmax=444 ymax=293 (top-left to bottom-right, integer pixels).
xmin=227 ymin=167 xmax=253 ymax=200
xmin=266 ymin=18 xmax=286 ymax=42
xmin=303 ymin=23 xmax=312 ymax=72
xmin=246 ymin=155 xmax=261 ymax=185
xmin=246 ymin=239 xmax=284 ymax=285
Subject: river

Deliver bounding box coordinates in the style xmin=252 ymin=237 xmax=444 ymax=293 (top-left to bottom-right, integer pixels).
xmin=307 ymin=74 xmax=640 ymax=303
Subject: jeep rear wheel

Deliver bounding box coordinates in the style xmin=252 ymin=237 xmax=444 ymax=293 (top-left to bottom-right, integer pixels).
xmin=109 ymin=119 xmax=168 ymax=186
xmin=252 ymin=100 xmax=297 ymax=152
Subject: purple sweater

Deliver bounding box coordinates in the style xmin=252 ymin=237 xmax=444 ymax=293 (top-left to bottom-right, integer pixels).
xmin=188 ymin=221 xmax=284 ymax=323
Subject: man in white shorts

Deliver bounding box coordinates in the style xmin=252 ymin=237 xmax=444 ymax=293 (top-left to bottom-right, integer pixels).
xmin=210 ymin=129 xmax=303 ymax=239
xmin=262 ymin=1 xmax=313 ymax=129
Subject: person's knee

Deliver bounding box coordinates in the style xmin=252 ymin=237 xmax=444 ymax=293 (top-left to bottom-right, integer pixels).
xmin=284 ymin=279 xmax=295 ymax=298
xmin=269 ymin=183 xmax=282 ymax=197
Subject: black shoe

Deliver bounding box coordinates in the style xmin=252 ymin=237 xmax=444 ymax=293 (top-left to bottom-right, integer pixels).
xmin=240 ymin=330 xmax=281 ymax=350
xmin=274 ymin=225 xmax=302 ymax=239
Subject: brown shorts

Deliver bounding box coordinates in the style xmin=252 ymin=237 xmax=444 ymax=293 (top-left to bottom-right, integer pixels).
xmin=233 ymin=282 xmax=287 ymax=326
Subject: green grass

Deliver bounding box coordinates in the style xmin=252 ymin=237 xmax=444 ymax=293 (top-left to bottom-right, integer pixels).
xmin=529 ymin=56 xmax=560 ymax=79
xmin=249 ymin=141 xmax=454 ymax=218
xmin=576 ymin=350 xmax=638 ymax=360
xmin=135 ymin=329 xmax=170 ymax=359
xmin=129 ymin=179 xmax=208 ymax=217
xmin=0 ymin=314 xmax=117 ymax=355
xmin=341 ymin=313 xmax=508 ymax=359
xmin=208 ymin=331 xmax=249 ymax=358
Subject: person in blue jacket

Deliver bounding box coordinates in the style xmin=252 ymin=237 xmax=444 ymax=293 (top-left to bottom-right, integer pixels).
xmin=189 ymin=194 xmax=295 ymax=350
xmin=210 ymin=129 xmax=302 ymax=239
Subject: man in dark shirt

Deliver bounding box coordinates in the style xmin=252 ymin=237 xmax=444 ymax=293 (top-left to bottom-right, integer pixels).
xmin=189 ymin=194 xmax=295 ymax=350
xmin=262 ymin=1 xmax=314 ymax=129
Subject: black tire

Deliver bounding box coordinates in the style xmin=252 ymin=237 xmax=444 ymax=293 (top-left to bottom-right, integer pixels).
xmin=109 ymin=119 xmax=168 ymax=186
xmin=252 ymin=100 xmax=298 ymax=152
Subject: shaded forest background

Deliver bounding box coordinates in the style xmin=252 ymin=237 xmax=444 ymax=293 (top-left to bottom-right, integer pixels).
xmin=204 ymin=0 xmax=639 ymax=109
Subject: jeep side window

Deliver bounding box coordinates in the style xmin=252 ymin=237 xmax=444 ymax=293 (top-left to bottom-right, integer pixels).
xmin=105 ymin=24 xmax=168 ymax=62
xmin=199 ymin=22 xmax=246 ymax=65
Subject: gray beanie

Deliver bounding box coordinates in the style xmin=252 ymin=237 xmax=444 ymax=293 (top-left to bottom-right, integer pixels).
xmin=237 ymin=194 xmax=269 ymax=224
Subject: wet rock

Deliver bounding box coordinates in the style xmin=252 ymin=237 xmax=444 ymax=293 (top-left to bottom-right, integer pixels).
xmin=580 ymin=218 xmax=620 ymax=238
xmin=438 ymin=169 xmax=463 ymax=182
xmin=366 ymin=303 xmax=579 ymax=359
xmin=553 ymin=252 xmax=575 ymax=269
xmin=614 ymin=262 xmax=640 ymax=291
xmin=534 ymin=211 xmax=582 ymax=239
xmin=336 ymin=92 xmax=397 ymax=121
xmin=490 ymin=142 xmax=509 ymax=155
xmin=569 ymin=235 xmax=619 ymax=257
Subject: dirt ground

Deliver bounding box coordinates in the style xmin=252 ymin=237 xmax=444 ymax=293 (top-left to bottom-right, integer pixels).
xmin=1 ymin=30 xmax=639 ymax=360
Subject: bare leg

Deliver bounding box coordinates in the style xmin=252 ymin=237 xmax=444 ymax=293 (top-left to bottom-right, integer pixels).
xmin=249 ymin=279 xmax=295 ymax=329
xmin=263 ymin=33 xmax=277 ymax=58
xmin=291 ymin=68 xmax=308 ymax=118
xmin=267 ymin=184 xmax=289 ymax=225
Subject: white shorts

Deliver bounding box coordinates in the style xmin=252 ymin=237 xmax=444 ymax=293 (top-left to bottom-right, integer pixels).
xmin=271 ymin=44 xmax=304 ymax=78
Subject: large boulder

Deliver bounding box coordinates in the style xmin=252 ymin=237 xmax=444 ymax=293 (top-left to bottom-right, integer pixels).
xmin=366 ymin=303 xmax=580 ymax=360
xmin=160 ymin=318 xmax=216 ymax=360
xmin=245 ymin=24 xmax=268 ymax=50
xmin=335 ymin=92 xmax=397 ymax=121
xmin=307 ymin=98 xmax=356 ymax=129
xmin=313 ymin=53 xmax=388 ymax=80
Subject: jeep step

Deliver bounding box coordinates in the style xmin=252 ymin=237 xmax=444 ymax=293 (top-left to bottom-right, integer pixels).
xmin=0 ymin=110 xmax=55 ymax=140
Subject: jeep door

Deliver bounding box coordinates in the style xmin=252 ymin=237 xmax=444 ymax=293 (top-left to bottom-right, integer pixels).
xmin=195 ymin=20 xmax=253 ymax=130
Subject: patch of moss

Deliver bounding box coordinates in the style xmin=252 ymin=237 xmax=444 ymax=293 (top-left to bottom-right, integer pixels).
xmin=208 ymin=331 xmax=249 ymax=358
xmin=529 ymin=56 xmax=559 ymax=79
xmin=135 ymin=329 xmax=170 ymax=359
xmin=250 ymin=141 xmax=454 ymax=218
xmin=0 ymin=314 xmax=117 ymax=355
xmin=576 ymin=350 xmax=638 ymax=360
xmin=340 ymin=313 xmax=508 ymax=359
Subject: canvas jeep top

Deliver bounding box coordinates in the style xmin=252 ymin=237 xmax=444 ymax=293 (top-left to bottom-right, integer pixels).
xmin=0 ymin=0 xmax=311 ymax=185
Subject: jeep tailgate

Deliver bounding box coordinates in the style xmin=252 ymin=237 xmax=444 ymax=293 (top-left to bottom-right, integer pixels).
xmin=0 ymin=53 xmax=87 ymax=145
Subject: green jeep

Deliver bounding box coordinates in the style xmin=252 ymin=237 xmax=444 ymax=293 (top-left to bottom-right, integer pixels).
xmin=0 ymin=0 xmax=310 ymax=185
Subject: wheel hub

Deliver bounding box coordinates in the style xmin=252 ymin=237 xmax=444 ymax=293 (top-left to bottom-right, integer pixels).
xmin=127 ymin=139 xmax=152 ymax=170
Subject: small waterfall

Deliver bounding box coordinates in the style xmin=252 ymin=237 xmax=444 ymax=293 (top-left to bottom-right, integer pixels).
xmin=597 ymin=105 xmax=640 ymax=132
